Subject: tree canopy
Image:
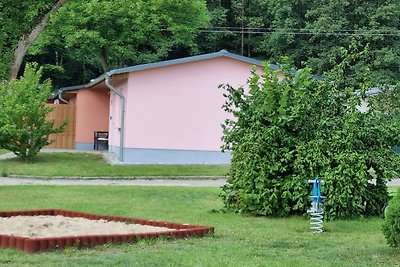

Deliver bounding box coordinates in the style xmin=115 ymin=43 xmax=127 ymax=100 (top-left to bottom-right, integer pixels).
xmin=26 ymin=0 xmax=209 ymax=86
xmin=1 ymin=0 xmax=399 ymax=87
xmin=201 ymin=0 xmax=400 ymax=84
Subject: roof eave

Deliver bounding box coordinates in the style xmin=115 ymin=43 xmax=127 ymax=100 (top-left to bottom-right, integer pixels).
xmin=85 ymin=74 xmax=108 ymax=88
xmin=59 ymin=84 xmax=87 ymax=92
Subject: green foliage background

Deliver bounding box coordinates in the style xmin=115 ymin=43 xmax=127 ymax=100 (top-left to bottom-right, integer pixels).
xmin=24 ymin=0 xmax=209 ymax=87
xmin=1 ymin=1 xmax=399 ymax=88
xmin=220 ymin=46 xmax=400 ymax=219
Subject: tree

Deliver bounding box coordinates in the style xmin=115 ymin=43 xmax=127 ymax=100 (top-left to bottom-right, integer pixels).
xmin=27 ymin=0 xmax=209 ymax=86
xmin=198 ymin=1 xmax=400 ymax=86
xmin=0 ymin=63 xmax=65 ymax=160
xmin=256 ymin=0 xmax=400 ymax=84
xmin=220 ymin=45 xmax=400 ymax=219
xmin=7 ymin=0 xmax=68 ymax=81
xmin=0 ymin=0 xmax=68 ymax=81
xmin=197 ymin=0 xmax=235 ymax=54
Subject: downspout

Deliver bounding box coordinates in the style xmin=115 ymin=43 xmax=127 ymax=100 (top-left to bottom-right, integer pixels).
xmin=58 ymin=90 xmax=69 ymax=104
xmin=105 ymin=74 xmax=125 ymax=162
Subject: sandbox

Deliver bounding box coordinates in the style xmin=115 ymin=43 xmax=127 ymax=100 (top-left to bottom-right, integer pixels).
xmin=0 ymin=209 xmax=214 ymax=253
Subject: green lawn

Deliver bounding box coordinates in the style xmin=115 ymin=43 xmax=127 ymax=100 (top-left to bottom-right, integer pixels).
xmin=0 ymin=153 xmax=229 ymax=177
xmin=0 ymin=186 xmax=398 ymax=266
xmin=0 ymin=149 xmax=9 ymax=155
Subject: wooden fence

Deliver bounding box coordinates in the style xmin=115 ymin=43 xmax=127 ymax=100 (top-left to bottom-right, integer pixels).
xmin=46 ymin=104 xmax=76 ymax=149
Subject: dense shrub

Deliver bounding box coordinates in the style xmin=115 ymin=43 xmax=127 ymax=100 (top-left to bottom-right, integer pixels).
xmin=0 ymin=63 xmax=65 ymax=160
xmin=220 ymin=49 xmax=399 ymax=219
xmin=382 ymin=189 xmax=400 ymax=247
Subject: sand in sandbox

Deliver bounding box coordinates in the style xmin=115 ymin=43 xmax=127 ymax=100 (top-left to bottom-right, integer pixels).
xmin=0 ymin=215 xmax=171 ymax=238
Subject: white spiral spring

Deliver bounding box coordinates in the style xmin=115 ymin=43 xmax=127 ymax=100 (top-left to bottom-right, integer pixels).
xmin=309 ymin=211 xmax=324 ymax=233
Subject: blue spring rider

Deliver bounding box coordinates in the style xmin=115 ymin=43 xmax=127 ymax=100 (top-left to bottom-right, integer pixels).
xmin=307 ymin=179 xmax=325 ymax=233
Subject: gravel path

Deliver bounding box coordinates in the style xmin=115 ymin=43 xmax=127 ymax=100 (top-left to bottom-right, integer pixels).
xmin=1 ymin=177 xmax=399 ymax=187
xmin=0 ymin=177 xmax=227 ymax=187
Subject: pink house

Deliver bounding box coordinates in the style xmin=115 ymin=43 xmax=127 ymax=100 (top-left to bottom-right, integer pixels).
xmin=58 ymin=50 xmax=278 ymax=164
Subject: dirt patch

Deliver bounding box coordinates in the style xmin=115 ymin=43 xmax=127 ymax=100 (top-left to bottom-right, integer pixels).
xmin=0 ymin=215 xmax=171 ymax=238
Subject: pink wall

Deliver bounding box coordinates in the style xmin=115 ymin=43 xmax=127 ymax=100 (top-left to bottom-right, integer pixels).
xmin=75 ymin=87 xmax=110 ymax=143
xmin=108 ymin=79 xmax=127 ymax=151
xmin=108 ymin=57 xmax=261 ymax=151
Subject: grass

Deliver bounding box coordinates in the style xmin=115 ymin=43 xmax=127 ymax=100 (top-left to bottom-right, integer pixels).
xmin=0 ymin=152 xmax=229 ymax=177
xmin=0 ymin=149 xmax=9 ymax=155
xmin=0 ymin=186 xmax=399 ymax=266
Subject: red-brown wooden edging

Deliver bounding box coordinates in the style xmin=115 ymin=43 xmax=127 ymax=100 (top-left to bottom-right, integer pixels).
xmin=0 ymin=209 xmax=214 ymax=253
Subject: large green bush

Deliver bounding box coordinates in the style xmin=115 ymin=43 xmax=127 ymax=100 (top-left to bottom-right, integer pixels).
xmin=220 ymin=49 xmax=400 ymax=219
xmin=0 ymin=63 xmax=65 ymax=160
xmin=382 ymin=189 xmax=400 ymax=247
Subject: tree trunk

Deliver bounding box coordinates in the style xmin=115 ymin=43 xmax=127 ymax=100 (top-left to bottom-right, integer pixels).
xmin=119 ymin=57 xmax=126 ymax=68
xmin=7 ymin=0 xmax=68 ymax=82
xmin=99 ymin=47 xmax=109 ymax=72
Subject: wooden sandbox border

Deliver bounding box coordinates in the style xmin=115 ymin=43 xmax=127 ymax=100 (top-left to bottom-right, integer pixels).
xmin=0 ymin=209 xmax=214 ymax=253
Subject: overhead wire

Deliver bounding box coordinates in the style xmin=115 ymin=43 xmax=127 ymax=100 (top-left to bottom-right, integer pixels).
xmin=197 ymin=26 xmax=400 ymax=37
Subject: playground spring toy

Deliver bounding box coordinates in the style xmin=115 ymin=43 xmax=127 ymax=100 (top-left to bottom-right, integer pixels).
xmin=307 ymin=179 xmax=325 ymax=233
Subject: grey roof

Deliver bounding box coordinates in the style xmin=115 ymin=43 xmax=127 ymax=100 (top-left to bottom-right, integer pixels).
xmin=365 ymin=87 xmax=380 ymax=96
xmin=356 ymin=87 xmax=386 ymax=96
xmin=85 ymin=50 xmax=278 ymax=88
xmin=59 ymin=84 xmax=86 ymax=92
